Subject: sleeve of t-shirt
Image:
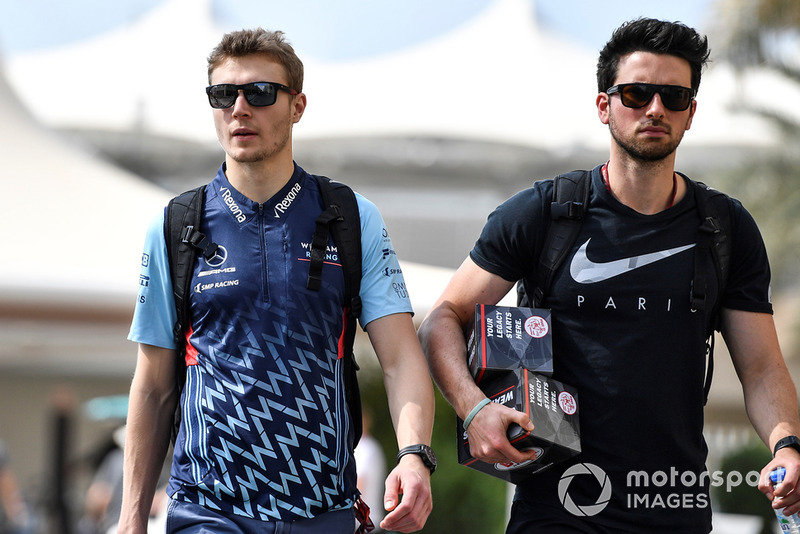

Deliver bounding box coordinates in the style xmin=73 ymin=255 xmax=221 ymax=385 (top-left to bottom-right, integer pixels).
xmin=723 ymin=199 xmax=774 ymax=314
xmin=127 ymin=208 xmax=178 ymax=349
xmin=470 ymin=184 xmax=548 ymax=283
xmin=356 ymin=193 xmax=414 ymax=328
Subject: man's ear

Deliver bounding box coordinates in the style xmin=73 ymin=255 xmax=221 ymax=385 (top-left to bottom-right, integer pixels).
xmin=597 ymin=92 xmax=610 ymax=125
xmin=292 ymin=92 xmax=307 ymax=124
xmin=685 ymin=99 xmax=697 ymax=131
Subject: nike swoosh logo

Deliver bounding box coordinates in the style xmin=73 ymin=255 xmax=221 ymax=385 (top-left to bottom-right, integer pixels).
xmin=570 ymin=238 xmax=695 ymax=283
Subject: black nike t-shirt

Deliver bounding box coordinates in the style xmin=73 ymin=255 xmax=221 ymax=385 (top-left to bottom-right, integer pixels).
xmin=471 ymin=165 xmax=772 ymax=533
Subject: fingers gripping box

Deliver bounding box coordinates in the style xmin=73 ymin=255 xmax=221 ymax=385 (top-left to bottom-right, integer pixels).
xmin=456 ymin=369 xmax=581 ymax=483
xmin=467 ymin=305 xmax=554 ymax=383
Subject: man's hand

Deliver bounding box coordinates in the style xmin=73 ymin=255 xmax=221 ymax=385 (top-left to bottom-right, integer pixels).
xmin=466 ymin=401 xmax=537 ymax=465
xmin=760 ymin=448 xmax=800 ymax=515
xmin=380 ymin=456 xmax=433 ymax=533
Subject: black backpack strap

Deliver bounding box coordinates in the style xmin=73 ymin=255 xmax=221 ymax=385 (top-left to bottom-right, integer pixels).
xmin=309 ymin=175 xmax=365 ymax=445
xmin=165 ymin=185 xmax=219 ymax=439
xmin=521 ymin=170 xmax=591 ymax=308
xmin=691 ymin=180 xmax=732 ymax=405
xmin=307 ymin=204 xmax=345 ymax=291
xmin=166 ymin=186 xmax=221 ymax=347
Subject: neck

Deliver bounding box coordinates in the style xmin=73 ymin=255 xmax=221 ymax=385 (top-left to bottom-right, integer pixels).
xmin=604 ymin=154 xmax=684 ymax=215
xmin=225 ymin=157 xmax=295 ymax=204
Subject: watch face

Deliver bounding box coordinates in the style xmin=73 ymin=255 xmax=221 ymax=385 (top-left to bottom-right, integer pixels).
xmin=398 ymin=445 xmax=437 ymax=473
xmin=423 ymin=446 xmax=437 ymax=467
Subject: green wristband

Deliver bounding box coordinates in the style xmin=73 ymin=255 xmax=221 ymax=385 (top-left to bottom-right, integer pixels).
xmin=463 ymin=398 xmax=491 ymax=432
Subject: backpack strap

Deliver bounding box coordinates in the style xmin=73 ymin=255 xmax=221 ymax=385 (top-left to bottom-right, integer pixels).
xmin=690 ymin=180 xmax=732 ymax=405
xmin=165 ymin=185 xmax=220 ymax=439
xmin=309 ymin=175 xmax=365 ymax=445
xmin=521 ymin=170 xmax=591 ymax=308
xmin=165 ymin=186 xmax=220 ymax=350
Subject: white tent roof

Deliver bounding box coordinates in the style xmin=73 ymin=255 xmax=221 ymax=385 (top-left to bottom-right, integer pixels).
xmin=4 ymin=0 xmax=788 ymax=153
xmin=0 ymin=59 xmax=171 ymax=313
xmin=4 ymin=0 xmax=221 ymax=145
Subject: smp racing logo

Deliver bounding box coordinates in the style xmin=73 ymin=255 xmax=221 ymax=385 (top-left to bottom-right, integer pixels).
xmin=194 ymin=278 xmax=239 ymax=294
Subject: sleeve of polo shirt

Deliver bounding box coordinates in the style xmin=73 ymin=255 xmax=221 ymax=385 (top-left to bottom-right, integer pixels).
xmin=722 ymin=199 xmax=774 ymax=314
xmin=355 ymin=193 xmax=414 ymax=328
xmin=128 ymin=208 xmax=178 ymax=349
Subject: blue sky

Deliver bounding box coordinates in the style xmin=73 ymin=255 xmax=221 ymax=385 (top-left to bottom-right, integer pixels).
xmin=0 ymin=0 xmax=714 ymax=60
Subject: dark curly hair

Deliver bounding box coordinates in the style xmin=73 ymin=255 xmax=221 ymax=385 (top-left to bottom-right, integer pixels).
xmin=597 ymin=18 xmax=710 ymax=94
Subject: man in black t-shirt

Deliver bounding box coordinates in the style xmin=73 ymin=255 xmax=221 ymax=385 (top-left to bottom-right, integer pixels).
xmin=419 ymin=18 xmax=800 ymax=534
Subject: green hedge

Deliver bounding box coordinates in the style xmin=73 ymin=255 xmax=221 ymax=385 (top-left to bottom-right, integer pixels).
xmin=360 ymin=373 xmax=509 ymax=534
xmin=712 ymin=441 xmax=774 ymax=534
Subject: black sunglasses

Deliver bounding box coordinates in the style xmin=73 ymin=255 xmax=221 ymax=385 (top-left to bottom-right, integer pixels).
xmin=606 ymin=83 xmax=695 ymax=112
xmin=206 ymin=81 xmax=298 ymax=109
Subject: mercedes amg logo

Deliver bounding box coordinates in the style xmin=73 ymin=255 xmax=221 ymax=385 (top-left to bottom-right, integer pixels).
xmin=205 ymin=245 xmax=228 ymax=267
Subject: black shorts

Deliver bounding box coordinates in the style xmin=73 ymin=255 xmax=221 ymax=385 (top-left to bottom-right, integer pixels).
xmin=506 ymin=499 xmax=640 ymax=534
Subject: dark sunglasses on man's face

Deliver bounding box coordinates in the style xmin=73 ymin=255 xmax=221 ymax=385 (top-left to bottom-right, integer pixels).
xmin=206 ymin=81 xmax=298 ymax=109
xmin=606 ymin=83 xmax=695 ymax=112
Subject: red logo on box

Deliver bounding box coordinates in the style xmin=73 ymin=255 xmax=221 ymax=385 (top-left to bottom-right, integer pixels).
xmin=559 ymin=392 xmax=577 ymax=415
xmin=494 ymin=447 xmax=545 ymax=471
xmin=524 ymin=316 xmax=549 ymax=338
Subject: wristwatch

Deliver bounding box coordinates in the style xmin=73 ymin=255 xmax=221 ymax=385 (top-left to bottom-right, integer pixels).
xmin=773 ymin=435 xmax=800 ymax=457
xmin=397 ymin=444 xmax=437 ymax=474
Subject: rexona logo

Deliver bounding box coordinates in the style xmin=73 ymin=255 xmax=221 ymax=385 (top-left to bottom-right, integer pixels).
xmin=274 ymin=182 xmax=302 ymax=218
xmin=219 ymin=187 xmax=246 ymax=223
xmin=558 ymin=463 xmax=612 ymax=517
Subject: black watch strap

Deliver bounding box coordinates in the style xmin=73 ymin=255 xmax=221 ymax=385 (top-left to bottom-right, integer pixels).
xmin=774 ymin=435 xmax=800 ymax=457
xmin=396 ymin=444 xmax=437 ymax=474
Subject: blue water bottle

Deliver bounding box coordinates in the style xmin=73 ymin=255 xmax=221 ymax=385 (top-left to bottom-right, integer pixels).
xmin=770 ymin=467 xmax=800 ymax=533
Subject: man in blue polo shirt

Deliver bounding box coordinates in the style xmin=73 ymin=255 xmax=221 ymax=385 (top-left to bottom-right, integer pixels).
xmin=119 ymin=28 xmax=435 ymax=534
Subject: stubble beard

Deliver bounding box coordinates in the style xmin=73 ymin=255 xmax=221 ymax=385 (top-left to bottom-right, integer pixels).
xmin=609 ymin=115 xmax=685 ymax=163
xmin=229 ymin=119 xmax=293 ymax=165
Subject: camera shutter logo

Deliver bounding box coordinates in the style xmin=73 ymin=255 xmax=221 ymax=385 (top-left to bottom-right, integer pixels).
xmin=558 ymin=463 xmax=612 ymax=517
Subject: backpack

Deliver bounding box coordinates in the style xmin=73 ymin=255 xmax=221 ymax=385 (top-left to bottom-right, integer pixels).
xmin=164 ymin=175 xmax=365 ymax=444
xmin=517 ymin=170 xmax=732 ymax=404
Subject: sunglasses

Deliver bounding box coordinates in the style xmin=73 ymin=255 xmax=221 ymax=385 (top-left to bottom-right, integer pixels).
xmin=606 ymin=83 xmax=695 ymax=112
xmin=206 ymin=81 xmax=298 ymax=109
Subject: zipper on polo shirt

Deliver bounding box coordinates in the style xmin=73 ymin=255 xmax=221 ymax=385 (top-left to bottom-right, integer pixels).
xmin=259 ymin=203 xmax=269 ymax=303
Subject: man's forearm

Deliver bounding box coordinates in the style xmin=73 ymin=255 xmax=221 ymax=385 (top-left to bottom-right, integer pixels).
xmin=384 ymin=360 xmax=434 ymax=447
xmin=743 ymin=363 xmax=800 ymax=449
xmin=366 ymin=313 xmax=435 ymax=446
xmin=419 ymin=308 xmax=485 ymax=420
xmin=118 ymin=370 xmax=178 ymax=532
